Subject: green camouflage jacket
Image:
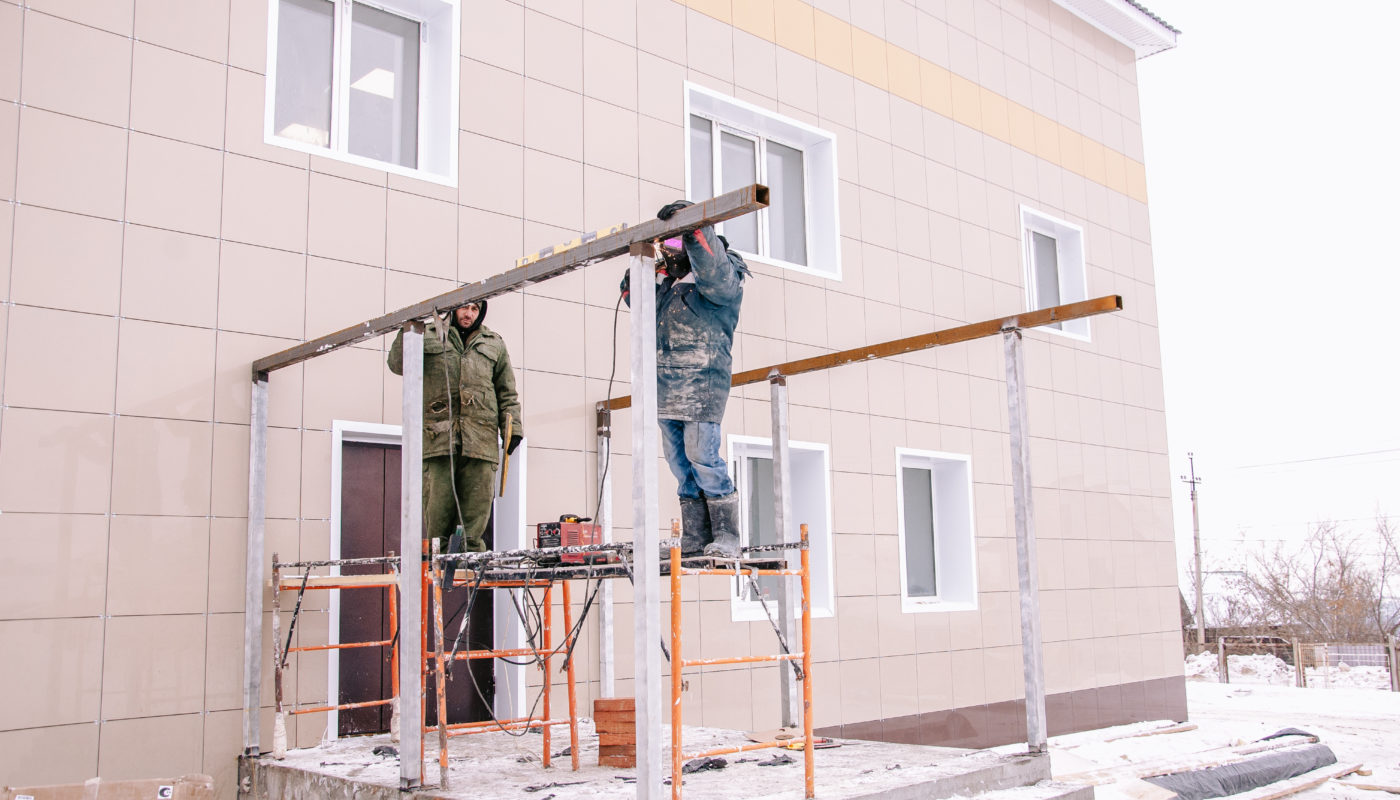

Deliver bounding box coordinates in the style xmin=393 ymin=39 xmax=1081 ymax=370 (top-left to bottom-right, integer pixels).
xmin=387 ymin=315 xmax=522 ymax=463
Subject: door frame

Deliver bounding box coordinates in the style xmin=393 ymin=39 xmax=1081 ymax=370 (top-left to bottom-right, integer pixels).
xmin=327 ymin=419 xmax=529 ymax=739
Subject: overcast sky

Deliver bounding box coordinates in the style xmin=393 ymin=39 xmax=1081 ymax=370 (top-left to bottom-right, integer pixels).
xmin=1136 ymin=1 xmax=1400 ymax=577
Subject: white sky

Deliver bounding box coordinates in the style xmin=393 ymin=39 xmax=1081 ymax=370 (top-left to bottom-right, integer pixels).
xmin=1135 ymin=2 xmax=1400 ymax=579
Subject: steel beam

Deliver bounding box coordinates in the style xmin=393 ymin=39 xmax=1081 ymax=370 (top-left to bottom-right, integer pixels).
xmin=770 ymin=375 xmax=800 ymax=727
xmin=601 ymin=295 xmax=1123 ymax=411
xmin=1003 ymin=327 xmax=1047 ymax=753
xmin=251 ymin=186 xmax=768 ymax=376
xmin=242 ymin=372 xmax=269 ymax=757
xmin=398 ymin=322 xmax=424 ymax=789
xmin=628 ymin=245 xmax=662 ymax=798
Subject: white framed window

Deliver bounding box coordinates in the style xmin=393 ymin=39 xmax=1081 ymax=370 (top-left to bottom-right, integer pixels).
xmin=265 ymin=0 xmax=459 ymax=185
xmin=727 ymin=436 xmax=835 ymax=621
xmin=1021 ymin=207 xmax=1089 ymax=340
xmin=895 ymin=448 xmax=977 ymax=613
xmin=685 ymin=83 xmax=841 ymax=280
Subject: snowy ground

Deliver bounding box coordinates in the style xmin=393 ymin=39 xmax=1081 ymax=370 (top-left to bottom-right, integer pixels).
xmin=1004 ymin=662 xmax=1400 ymax=799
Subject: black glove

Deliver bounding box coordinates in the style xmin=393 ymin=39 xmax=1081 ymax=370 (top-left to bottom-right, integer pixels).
xmin=657 ymin=200 xmax=692 ymax=220
xmin=507 ymin=434 xmax=523 ymax=455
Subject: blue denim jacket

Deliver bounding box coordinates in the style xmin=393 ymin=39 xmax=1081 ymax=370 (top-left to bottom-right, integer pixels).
xmin=651 ymin=225 xmax=749 ymax=423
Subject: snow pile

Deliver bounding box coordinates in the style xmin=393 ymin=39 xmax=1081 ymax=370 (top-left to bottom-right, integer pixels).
xmin=1184 ymin=654 xmax=1393 ymax=690
xmin=1305 ymin=664 xmax=1392 ymax=690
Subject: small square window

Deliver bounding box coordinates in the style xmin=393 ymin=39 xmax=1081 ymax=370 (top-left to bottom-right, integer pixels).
xmin=686 ymin=84 xmax=841 ymax=280
xmin=1021 ymin=207 xmax=1089 ymax=340
xmin=266 ymin=0 xmax=458 ymax=184
xmin=728 ymin=436 xmax=834 ymax=621
xmin=895 ymin=448 xmax=977 ymax=613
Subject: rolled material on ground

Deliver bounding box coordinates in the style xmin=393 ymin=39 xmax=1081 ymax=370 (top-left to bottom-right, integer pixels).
xmin=1143 ymin=744 xmax=1337 ymax=800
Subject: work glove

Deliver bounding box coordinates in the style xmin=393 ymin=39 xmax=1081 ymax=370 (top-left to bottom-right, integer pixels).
xmin=619 ymin=269 xmax=630 ymax=301
xmin=657 ymin=200 xmax=693 ymax=220
xmin=507 ymin=434 xmax=523 ymax=455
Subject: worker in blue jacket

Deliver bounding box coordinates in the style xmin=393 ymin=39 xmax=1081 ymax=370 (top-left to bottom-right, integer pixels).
xmin=622 ymin=200 xmax=750 ymax=558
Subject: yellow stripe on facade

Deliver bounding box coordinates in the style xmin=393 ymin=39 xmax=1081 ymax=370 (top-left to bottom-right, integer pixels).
xmin=681 ymin=0 xmax=1150 ymax=204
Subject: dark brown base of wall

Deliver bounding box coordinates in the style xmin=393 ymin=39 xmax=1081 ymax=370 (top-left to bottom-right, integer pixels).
xmin=816 ymin=676 xmax=1188 ymax=750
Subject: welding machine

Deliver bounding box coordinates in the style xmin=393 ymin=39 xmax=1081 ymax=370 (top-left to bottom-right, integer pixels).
xmin=535 ymin=514 xmax=608 ymax=564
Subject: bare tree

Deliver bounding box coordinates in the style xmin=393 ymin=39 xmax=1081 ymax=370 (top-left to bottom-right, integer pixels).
xmin=1243 ymin=520 xmax=1391 ymax=643
xmin=1371 ymin=515 xmax=1400 ymax=640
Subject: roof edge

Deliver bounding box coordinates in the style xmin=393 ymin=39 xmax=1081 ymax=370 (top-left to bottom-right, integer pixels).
xmin=1051 ymin=0 xmax=1180 ymax=59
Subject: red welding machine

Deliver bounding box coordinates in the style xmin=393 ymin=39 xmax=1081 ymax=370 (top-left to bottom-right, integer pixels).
xmin=535 ymin=514 xmax=609 ymax=564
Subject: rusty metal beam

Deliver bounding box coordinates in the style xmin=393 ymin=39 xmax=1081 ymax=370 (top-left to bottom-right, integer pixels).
xmin=598 ymin=295 xmax=1123 ymax=412
xmin=251 ymin=184 xmax=770 ymax=376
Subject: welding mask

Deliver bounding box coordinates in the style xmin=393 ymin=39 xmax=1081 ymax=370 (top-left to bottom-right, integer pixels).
xmin=659 ymin=237 xmax=691 ymax=280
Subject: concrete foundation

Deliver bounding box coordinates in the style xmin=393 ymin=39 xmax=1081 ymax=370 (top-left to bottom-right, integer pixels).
xmin=242 ymin=722 xmax=1088 ymax=800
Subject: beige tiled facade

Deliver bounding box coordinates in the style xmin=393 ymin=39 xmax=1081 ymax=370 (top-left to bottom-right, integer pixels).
xmin=0 ymin=0 xmax=1180 ymax=793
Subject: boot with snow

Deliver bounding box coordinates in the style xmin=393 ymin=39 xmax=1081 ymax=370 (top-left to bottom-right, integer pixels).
xmin=679 ymin=496 xmax=713 ymax=556
xmin=702 ymin=491 xmax=742 ymax=560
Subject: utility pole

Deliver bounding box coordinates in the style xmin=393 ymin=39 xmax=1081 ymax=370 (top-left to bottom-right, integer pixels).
xmin=1181 ymin=453 xmax=1205 ymax=647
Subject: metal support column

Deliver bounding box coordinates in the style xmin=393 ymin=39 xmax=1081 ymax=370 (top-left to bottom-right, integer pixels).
xmin=1003 ymin=327 xmax=1047 ymax=753
xmin=398 ymin=322 xmax=425 ymax=790
xmin=597 ymin=411 xmax=616 ymax=698
xmin=242 ymin=372 xmax=269 ymax=757
xmin=629 ymin=243 xmax=662 ymax=798
xmin=770 ymin=373 xmax=799 ymax=727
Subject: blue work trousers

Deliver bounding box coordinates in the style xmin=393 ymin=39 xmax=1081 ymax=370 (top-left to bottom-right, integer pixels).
xmin=658 ymin=419 xmax=735 ymax=500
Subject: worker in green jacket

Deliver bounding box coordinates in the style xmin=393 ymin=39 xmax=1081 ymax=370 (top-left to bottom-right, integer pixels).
xmin=388 ymin=300 xmax=523 ymax=556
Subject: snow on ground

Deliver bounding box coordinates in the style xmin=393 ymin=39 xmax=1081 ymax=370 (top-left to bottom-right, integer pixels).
xmin=1184 ymin=652 xmax=1394 ymax=690
xmin=1013 ymin=676 xmax=1400 ymax=799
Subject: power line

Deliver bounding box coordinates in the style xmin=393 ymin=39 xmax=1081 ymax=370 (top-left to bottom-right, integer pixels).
xmin=1233 ymin=447 xmax=1400 ymax=470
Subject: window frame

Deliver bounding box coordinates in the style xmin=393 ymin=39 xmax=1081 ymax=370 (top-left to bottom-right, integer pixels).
xmin=264 ymin=0 xmax=460 ymax=186
xmin=1020 ymin=206 xmax=1090 ymax=340
xmin=726 ymin=435 xmax=835 ymax=622
xmin=684 ymin=83 xmax=841 ymax=281
xmin=894 ymin=447 xmax=978 ymax=614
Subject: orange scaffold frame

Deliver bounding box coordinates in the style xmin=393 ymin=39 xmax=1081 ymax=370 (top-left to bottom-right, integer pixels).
xmin=668 ymin=524 xmax=815 ymax=800
xmin=428 ymin=545 xmax=581 ymax=791
xmin=270 ymin=554 xmax=401 ymax=738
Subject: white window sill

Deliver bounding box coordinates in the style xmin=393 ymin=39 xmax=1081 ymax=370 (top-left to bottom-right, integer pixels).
xmin=901 ymin=597 xmax=978 ymax=614
xmin=265 ymin=133 xmax=458 ymax=188
xmin=1032 ymin=320 xmax=1092 ymax=343
xmin=731 ymin=601 xmax=834 ymax=623
xmin=737 ymin=250 xmax=841 ymax=282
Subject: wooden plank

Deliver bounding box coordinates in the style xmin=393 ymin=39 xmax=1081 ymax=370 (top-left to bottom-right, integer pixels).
xmin=600 ymin=754 xmax=637 ymax=768
xmin=1106 ymin=722 xmax=1199 ymax=742
xmin=593 ymin=698 xmax=635 ymax=712
xmin=598 ymin=732 xmax=636 ymax=747
xmin=594 ymin=709 xmax=636 ymax=727
xmin=252 ymin=185 xmax=768 ymax=375
xmin=600 ymin=295 xmax=1123 ymax=411
xmin=1335 ymin=779 xmax=1400 ymax=794
xmin=1233 ymin=763 xmax=1362 ymax=800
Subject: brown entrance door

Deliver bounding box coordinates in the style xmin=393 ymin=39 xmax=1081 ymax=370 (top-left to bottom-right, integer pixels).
xmin=338 ymin=440 xmax=495 ymax=736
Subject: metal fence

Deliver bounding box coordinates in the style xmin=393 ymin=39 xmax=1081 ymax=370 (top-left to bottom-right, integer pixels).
xmin=1214 ymin=637 xmax=1400 ymax=691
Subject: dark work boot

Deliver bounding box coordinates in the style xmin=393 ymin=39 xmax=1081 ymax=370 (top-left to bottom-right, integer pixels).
xmin=679 ymin=496 xmax=713 ymax=556
xmin=442 ymin=526 xmax=465 ymax=585
xmin=703 ymin=492 xmax=742 ymax=559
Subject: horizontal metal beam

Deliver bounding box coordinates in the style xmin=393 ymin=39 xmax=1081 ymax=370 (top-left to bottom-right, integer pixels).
xmin=251 ymin=184 xmax=770 ymax=376
xmin=599 ymin=294 xmax=1123 ymax=412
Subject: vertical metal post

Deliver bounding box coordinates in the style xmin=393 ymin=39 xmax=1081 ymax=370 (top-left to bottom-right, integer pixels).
xmin=1293 ymin=641 xmax=1305 ymax=688
xmin=398 ymin=321 xmax=425 ymax=790
xmin=1218 ymin=639 xmax=1228 ymax=684
xmin=597 ymin=411 xmax=615 ymax=698
xmin=770 ymin=374 xmax=799 ymax=727
xmin=629 ymin=243 xmax=663 ymax=798
xmin=1181 ymin=453 xmax=1205 ymax=647
xmin=269 ymin=556 xmax=285 ymax=759
xmin=242 ymin=372 xmax=269 ymax=757
xmin=1390 ymin=637 xmax=1399 ymax=692
xmin=1003 ymin=327 xmax=1047 ymax=753
xmin=543 ymin=584 xmax=554 ymax=768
